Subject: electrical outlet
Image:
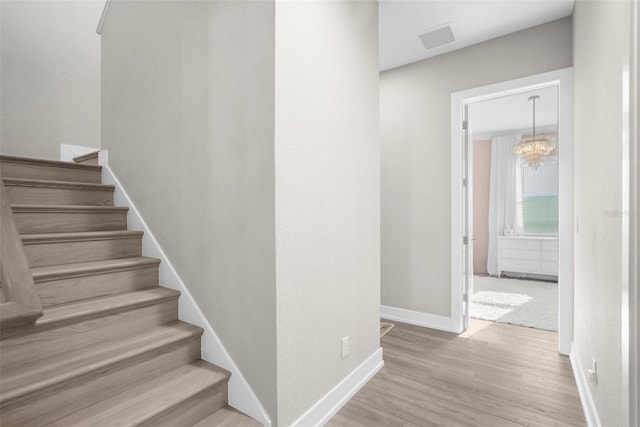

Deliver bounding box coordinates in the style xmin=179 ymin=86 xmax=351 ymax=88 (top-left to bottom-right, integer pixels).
xmin=587 ymin=357 xmax=598 ymax=384
xmin=341 ymin=336 xmax=349 ymax=359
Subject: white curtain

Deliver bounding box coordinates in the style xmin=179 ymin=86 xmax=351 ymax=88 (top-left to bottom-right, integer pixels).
xmin=487 ymin=133 xmax=521 ymax=276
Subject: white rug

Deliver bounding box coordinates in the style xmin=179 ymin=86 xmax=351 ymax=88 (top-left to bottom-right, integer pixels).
xmin=471 ymin=275 xmax=558 ymax=331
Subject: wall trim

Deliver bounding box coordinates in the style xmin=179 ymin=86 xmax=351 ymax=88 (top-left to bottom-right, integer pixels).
xmin=380 ymin=305 xmax=456 ymax=332
xmin=290 ymin=348 xmax=384 ymax=427
xmin=570 ymin=342 xmax=602 ymax=427
xmin=95 ymin=149 xmax=272 ymax=427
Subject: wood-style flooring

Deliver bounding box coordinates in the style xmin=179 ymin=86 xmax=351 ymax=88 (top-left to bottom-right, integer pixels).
xmin=328 ymin=319 xmax=586 ymax=427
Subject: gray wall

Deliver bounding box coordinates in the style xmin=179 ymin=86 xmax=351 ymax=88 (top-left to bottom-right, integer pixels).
xmin=102 ymin=1 xmax=380 ymax=425
xmin=573 ymin=1 xmax=633 ymax=426
xmin=1 ymin=0 xmax=102 ymax=159
xmin=101 ymin=0 xmax=277 ymax=419
xmin=380 ymin=18 xmax=573 ymax=317
xmin=273 ymin=1 xmax=380 ymax=425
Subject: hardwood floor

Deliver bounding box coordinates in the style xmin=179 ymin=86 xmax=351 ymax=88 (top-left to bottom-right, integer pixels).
xmin=328 ymin=319 xmax=586 ymax=427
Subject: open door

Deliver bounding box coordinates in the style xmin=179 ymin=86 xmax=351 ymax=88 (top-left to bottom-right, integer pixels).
xmin=461 ymin=104 xmax=473 ymax=331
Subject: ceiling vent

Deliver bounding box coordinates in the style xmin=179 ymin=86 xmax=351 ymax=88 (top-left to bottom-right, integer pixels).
xmin=419 ymin=24 xmax=455 ymax=50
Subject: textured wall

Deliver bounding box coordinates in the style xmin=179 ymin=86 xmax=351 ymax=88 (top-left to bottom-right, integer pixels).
xmin=274 ymin=1 xmax=380 ymax=425
xmin=102 ymin=2 xmax=380 ymax=425
xmin=1 ymin=0 xmax=102 ymax=159
xmin=573 ymin=1 xmax=632 ymax=425
xmin=101 ymin=0 xmax=277 ymax=419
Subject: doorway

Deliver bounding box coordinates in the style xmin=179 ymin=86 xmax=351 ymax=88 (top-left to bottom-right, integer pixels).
xmin=469 ymin=87 xmax=559 ymax=332
xmin=450 ymin=68 xmax=573 ymax=354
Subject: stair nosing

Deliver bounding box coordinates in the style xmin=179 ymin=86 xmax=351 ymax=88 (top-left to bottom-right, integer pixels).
xmin=11 ymin=204 xmax=128 ymax=213
xmin=3 ymin=177 xmax=114 ymax=191
xmin=31 ymin=256 xmax=160 ymax=282
xmin=1 ymin=288 xmax=180 ymax=341
xmin=0 ymin=322 xmax=204 ymax=406
xmin=0 ymin=154 xmax=102 ymax=171
xmin=22 ymin=230 xmax=144 ymax=245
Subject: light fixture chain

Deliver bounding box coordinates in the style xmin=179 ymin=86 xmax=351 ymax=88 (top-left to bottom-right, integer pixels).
xmin=532 ymin=96 xmax=536 ymax=138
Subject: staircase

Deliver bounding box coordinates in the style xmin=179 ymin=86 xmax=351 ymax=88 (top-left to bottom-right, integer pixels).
xmin=0 ymin=154 xmax=260 ymax=426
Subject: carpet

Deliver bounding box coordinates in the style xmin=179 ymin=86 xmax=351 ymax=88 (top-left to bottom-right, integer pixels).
xmin=380 ymin=322 xmax=395 ymax=337
xmin=471 ymin=275 xmax=558 ymax=331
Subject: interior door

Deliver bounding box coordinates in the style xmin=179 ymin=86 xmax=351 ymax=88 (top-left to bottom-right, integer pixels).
xmin=462 ymin=104 xmax=474 ymax=331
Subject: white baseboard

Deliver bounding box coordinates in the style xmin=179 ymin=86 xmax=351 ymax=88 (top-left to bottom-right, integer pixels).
xmin=381 ymin=305 xmax=456 ymax=332
xmin=97 ymin=150 xmax=271 ymax=427
xmin=290 ymin=348 xmax=384 ymax=427
xmin=570 ymin=342 xmax=602 ymax=427
xmin=59 ymin=144 xmax=99 ymax=162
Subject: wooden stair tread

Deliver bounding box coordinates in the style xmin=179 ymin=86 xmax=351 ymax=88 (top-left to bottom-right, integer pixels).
xmin=11 ymin=204 xmax=128 ymax=213
xmin=4 ymin=177 xmax=114 ymax=207
xmin=22 ymin=230 xmax=144 ymax=270
xmin=23 ymin=230 xmax=144 ymax=244
xmin=1 ymin=321 xmax=203 ymax=404
xmin=31 ymin=256 xmax=159 ymax=281
xmin=0 ymin=154 xmax=245 ymax=425
xmin=1 ymin=155 xmax=102 ymax=184
xmin=12 ymin=204 xmax=128 ymax=234
xmin=27 ymin=287 xmax=178 ymax=330
xmin=52 ymin=360 xmax=230 ymax=427
xmin=0 ymin=155 xmax=102 ymax=172
xmin=3 ymin=177 xmax=114 ymax=191
xmin=193 ymin=406 xmax=262 ymax=427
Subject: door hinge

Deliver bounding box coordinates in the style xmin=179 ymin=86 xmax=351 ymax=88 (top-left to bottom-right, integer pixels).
xmin=463 ymin=293 xmax=469 ymax=303
xmin=463 ymin=236 xmax=469 ymax=245
xmin=462 ymin=120 xmax=468 ymax=130
xmin=463 ymin=178 xmax=468 ymax=187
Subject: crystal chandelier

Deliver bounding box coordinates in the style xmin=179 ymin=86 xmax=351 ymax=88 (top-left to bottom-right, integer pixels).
xmin=514 ymin=95 xmax=555 ymax=170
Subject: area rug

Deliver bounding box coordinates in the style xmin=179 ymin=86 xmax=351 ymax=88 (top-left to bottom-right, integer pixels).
xmin=471 ymin=275 xmax=558 ymax=331
xmin=380 ymin=321 xmax=395 ymax=337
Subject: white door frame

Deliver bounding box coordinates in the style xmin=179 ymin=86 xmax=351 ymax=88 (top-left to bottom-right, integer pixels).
xmin=450 ymin=67 xmax=574 ymax=355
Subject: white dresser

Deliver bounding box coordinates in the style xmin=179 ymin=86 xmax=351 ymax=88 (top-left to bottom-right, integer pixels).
xmin=497 ymin=236 xmax=558 ymax=278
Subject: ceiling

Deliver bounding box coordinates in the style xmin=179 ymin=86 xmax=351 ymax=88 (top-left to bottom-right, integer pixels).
xmin=468 ymin=85 xmax=558 ymax=137
xmin=379 ymin=0 xmax=575 ymax=71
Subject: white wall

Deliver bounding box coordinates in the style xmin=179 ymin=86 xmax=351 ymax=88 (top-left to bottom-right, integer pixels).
xmin=274 ymin=1 xmax=380 ymax=425
xmin=573 ymin=1 xmax=634 ymax=426
xmin=1 ymin=0 xmax=102 ymax=159
xmin=101 ymin=0 xmax=277 ymax=419
xmin=380 ymin=18 xmax=572 ymax=318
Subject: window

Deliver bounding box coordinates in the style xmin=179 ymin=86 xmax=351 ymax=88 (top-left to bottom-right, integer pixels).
xmin=515 ymin=155 xmax=558 ymax=235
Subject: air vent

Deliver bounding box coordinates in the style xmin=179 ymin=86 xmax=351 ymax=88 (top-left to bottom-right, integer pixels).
xmin=419 ymin=24 xmax=455 ymax=50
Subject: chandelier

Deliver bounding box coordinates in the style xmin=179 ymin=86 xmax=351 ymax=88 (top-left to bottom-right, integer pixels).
xmin=514 ymin=95 xmax=555 ymax=170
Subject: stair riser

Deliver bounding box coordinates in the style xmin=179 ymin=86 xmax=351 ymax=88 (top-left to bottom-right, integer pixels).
xmin=0 ymin=161 xmax=101 ymax=184
xmin=1 ymin=337 xmax=202 ymax=427
xmin=5 ymin=185 xmax=114 ymax=206
xmin=24 ymin=237 xmax=142 ymax=268
xmin=1 ymin=300 xmax=178 ymax=369
xmin=13 ymin=211 xmax=127 ymax=233
xmin=147 ymin=385 xmax=228 ymax=427
xmin=36 ymin=265 xmax=158 ymax=307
